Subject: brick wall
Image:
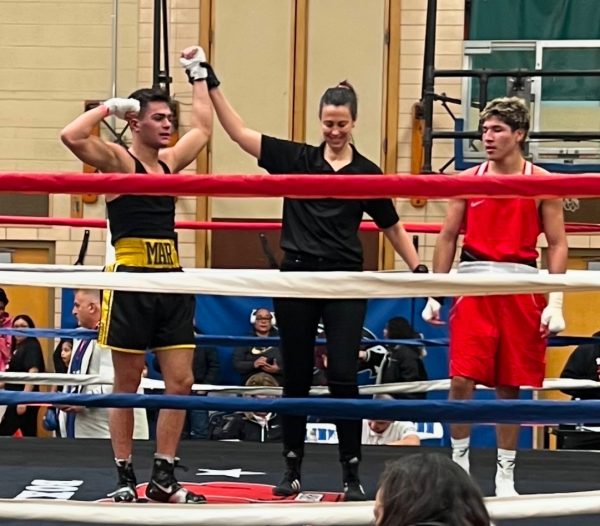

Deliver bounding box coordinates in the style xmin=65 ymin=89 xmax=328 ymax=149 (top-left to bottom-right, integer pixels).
xmin=138 ymin=0 xmax=201 ymax=267
xmin=393 ymin=1 xmax=587 ymax=270
xmin=391 ymin=1 xmax=465 ymax=269
xmin=0 ymin=0 xmax=202 ymax=325
xmin=0 ymin=1 xmax=587 ymax=327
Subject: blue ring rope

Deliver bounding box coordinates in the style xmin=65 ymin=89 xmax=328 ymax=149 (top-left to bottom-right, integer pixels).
xmin=0 ymin=327 xmax=598 ymax=348
xmin=4 ymin=391 xmax=600 ymax=423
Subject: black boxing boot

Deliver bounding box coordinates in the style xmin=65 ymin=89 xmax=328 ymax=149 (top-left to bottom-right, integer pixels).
xmin=145 ymin=456 xmax=206 ymax=504
xmin=108 ymin=457 xmax=138 ymax=503
xmin=273 ymin=450 xmax=303 ymax=496
xmin=341 ymin=457 xmax=367 ymax=501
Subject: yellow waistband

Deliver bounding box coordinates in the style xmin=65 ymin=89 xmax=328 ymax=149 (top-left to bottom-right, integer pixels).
xmin=114 ymin=238 xmax=180 ymax=268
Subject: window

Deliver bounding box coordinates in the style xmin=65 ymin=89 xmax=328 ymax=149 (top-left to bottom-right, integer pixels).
xmin=460 ymin=1 xmax=600 ymax=167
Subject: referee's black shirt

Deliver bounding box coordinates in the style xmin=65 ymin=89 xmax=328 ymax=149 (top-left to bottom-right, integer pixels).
xmin=258 ymin=135 xmax=399 ymax=268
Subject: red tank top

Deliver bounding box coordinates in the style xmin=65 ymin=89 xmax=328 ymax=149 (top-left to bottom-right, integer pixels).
xmin=462 ymin=161 xmax=541 ymax=263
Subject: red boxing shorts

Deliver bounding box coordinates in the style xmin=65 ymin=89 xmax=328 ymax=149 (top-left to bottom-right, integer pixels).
xmin=449 ymin=294 xmax=547 ymax=387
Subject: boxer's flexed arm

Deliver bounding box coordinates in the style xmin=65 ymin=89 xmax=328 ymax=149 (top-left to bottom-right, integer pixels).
xmin=60 ymin=98 xmax=139 ymax=173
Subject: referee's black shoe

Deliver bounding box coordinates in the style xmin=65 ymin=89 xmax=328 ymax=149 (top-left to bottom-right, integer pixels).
xmin=273 ymin=450 xmax=302 ymax=496
xmin=342 ymin=457 xmax=367 ymax=501
xmin=145 ymin=456 xmax=206 ymax=504
xmin=108 ymin=458 xmax=138 ymax=502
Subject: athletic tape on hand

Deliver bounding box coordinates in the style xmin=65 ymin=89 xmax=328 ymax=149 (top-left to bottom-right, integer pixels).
xmin=541 ymin=291 xmax=566 ymax=333
xmin=102 ymin=98 xmax=140 ymax=120
xmin=421 ymin=297 xmax=442 ymax=323
xmin=180 ymin=46 xmax=208 ymax=81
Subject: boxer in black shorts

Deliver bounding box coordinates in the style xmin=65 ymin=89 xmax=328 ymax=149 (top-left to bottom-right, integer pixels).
xmin=61 ymin=45 xmax=212 ymax=504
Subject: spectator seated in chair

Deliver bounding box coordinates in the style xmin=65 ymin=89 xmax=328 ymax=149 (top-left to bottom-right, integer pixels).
xmin=555 ymin=330 xmax=600 ymax=448
xmin=560 ymin=330 xmax=600 ymax=400
xmin=359 ymin=316 xmax=428 ymax=399
xmin=362 ymin=395 xmax=420 ymax=446
xmin=0 ymin=314 xmax=45 ymax=437
xmin=233 ymin=307 xmax=282 ymax=385
xmin=208 ymin=372 xmax=282 ymax=442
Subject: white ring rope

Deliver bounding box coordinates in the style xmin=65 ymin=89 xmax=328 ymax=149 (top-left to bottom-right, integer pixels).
xmin=2 ymin=490 xmax=600 ymax=525
xmin=485 ymin=490 xmax=600 ymax=521
xmin=0 ymin=263 xmax=277 ymax=272
xmin=0 ymin=269 xmax=598 ymax=298
xmin=0 ymin=263 xmax=105 ymax=272
xmin=2 ymin=372 xmax=598 ymax=395
xmin=1 ymin=259 xmax=595 ymax=523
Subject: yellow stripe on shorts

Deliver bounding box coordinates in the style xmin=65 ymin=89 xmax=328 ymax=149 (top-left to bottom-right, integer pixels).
xmin=114 ymin=238 xmax=181 ymax=269
xmin=98 ymin=262 xmax=117 ymax=346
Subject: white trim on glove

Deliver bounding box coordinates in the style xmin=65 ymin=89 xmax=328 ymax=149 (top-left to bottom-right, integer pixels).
xmin=541 ymin=291 xmax=565 ymax=333
xmin=102 ymin=98 xmax=140 ymax=120
xmin=180 ymin=46 xmax=208 ymax=81
xmin=422 ymin=297 xmax=442 ymax=323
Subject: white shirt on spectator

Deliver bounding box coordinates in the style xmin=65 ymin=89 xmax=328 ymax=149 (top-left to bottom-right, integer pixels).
xmin=361 ymin=419 xmax=418 ymax=445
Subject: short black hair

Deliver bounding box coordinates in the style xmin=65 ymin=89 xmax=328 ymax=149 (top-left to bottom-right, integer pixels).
xmin=128 ymin=88 xmax=173 ymax=118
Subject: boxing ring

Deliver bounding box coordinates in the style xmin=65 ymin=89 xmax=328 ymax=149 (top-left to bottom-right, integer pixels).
xmin=0 ymin=171 xmax=600 ymax=525
xmin=2 ymin=439 xmax=600 ymax=526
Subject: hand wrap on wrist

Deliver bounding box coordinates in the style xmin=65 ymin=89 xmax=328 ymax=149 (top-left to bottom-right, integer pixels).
xmin=541 ymin=291 xmax=565 ymax=333
xmin=180 ymin=46 xmax=208 ymax=83
xmin=102 ymin=98 xmax=140 ymax=119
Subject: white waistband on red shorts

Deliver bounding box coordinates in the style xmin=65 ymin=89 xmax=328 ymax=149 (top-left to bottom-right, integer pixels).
xmin=457 ymin=261 xmax=539 ymax=274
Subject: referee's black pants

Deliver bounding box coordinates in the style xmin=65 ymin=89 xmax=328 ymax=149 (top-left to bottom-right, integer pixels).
xmin=274 ymin=296 xmax=366 ymax=462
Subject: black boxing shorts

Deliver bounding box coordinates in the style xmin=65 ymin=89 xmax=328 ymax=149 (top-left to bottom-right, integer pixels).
xmin=98 ymin=238 xmax=195 ymax=353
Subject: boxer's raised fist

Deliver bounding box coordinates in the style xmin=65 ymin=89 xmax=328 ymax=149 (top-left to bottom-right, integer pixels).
xmin=180 ymin=46 xmax=208 ymax=82
xmin=102 ymin=98 xmax=140 ymax=120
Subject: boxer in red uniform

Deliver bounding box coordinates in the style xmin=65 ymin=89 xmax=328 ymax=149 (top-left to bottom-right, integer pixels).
xmin=422 ymin=97 xmax=568 ymax=496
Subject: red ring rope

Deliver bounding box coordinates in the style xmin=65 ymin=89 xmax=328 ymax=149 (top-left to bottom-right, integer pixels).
xmin=1 ymin=172 xmax=600 ymax=198
xmin=0 ymin=215 xmax=598 ymax=233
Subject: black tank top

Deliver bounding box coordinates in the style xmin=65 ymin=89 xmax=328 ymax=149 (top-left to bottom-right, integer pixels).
xmin=106 ymin=152 xmax=176 ymax=244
